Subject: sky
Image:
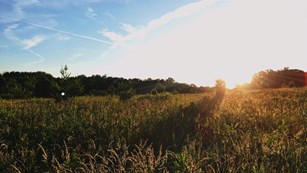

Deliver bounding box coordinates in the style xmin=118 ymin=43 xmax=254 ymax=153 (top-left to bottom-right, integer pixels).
xmin=1 ymin=0 xmax=307 ymax=88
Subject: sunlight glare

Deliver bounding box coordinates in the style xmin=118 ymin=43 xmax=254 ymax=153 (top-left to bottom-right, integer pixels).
xmin=223 ymin=74 xmax=252 ymax=89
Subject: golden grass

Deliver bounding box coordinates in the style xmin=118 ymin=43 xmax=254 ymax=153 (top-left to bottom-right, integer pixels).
xmin=0 ymin=89 xmax=306 ymax=172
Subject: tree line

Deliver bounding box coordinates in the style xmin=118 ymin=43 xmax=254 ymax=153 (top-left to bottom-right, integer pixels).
xmin=237 ymin=67 xmax=306 ymax=89
xmin=0 ymin=66 xmax=212 ymax=99
xmin=0 ymin=67 xmax=305 ymax=99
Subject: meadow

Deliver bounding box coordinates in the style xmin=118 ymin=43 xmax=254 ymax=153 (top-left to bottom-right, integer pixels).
xmin=0 ymin=88 xmax=306 ymax=172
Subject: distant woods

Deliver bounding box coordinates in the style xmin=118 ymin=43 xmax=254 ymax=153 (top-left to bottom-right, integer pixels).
xmin=0 ymin=67 xmax=211 ymax=99
xmin=0 ymin=67 xmax=306 ymax=99
xmin=238 ymin=68 xmax=307 ymax=89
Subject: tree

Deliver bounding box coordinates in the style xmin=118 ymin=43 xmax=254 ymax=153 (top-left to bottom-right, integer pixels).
xmin=67 ymin=77 xmax=84 ymax=96
xmin=60 ymin=65 xmax=71 ymax=80
xmin=59 ymin=65 xmax=84 ymax=98
xmin=0 ymin=76 xmax=6 ymax=94
xmin=155 ymin=82 xmax=166 ymax=93
xmin=166 ymin=77 xmax=175 ymax=84
xmin=251 ymin=68 xmax=305 ymax=89
xmin=35 ymin=76 xmax=59 ymax=98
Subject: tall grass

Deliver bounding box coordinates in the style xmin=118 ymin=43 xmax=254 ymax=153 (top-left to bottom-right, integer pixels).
xmin=0 ymin=89 xmax=306 ymax=172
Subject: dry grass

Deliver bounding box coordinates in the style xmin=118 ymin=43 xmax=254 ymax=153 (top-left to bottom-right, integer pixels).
xmin=0 ymin=89 xmax=306 ymax=172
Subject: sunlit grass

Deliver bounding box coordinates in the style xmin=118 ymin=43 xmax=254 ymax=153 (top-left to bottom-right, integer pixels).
xmin=0 ymin=89 xmax=306 ymax=172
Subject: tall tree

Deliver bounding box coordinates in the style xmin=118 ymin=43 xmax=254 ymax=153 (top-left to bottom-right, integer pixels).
xmin=60 ymin=65 xmax=71 ymax=80
xmin=59 ymin=65 xmax=84 ymax=97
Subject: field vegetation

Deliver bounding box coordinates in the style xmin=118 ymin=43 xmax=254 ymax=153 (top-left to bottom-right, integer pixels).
xmin=0 ymin=88 xmax=306 ymax=172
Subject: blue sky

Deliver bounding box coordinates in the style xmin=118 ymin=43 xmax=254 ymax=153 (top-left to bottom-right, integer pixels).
xmin=1 ymin=0 xmax=307 ymax=87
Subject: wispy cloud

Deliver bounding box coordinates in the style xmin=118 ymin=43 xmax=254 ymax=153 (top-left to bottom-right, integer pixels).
xmin=95 ymin=0 xmax=307 ymax=87
xmin=86 ymin=7 xmax=97 ymax=20
xmin=22 ymin=35 xmax=46 ymax=49
xmin=23 ymin=21 xmax=112 ymax=45
xmin=98 ymin=29 xmax=124 ymax=43
xmin=3 ymin=24 xmax=20 ymax=41
xmin=3 ymin=24 xmax=46 ymax=64
xmin=120 ymin=23 xmax=137 ymax=34
xmin=0 ymin=0 xmax=39 ymax=24
xmin=4 ymin=24 xmax=46 ymax=49
xmin=25 ymin=49 xmax=45 ymax=65
xmin=100 ymin=0 xmax=218 ymax=45
xmin=104 ymin=12 xmax=116 ymax=20
xmin=69 ymin=53 xmax=86 ymax=61
xmin=142 ymin=0 xmax=217 ymax=33
xmin=98 ymin=23 xmax=138 ymax=45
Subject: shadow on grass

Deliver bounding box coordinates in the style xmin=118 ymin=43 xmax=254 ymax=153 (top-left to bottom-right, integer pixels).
xmin=131 ymin=91 xmax=225 ymax=153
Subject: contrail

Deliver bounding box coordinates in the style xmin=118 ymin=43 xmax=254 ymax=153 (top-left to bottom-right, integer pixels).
xmin=26 ymin=49 xmax=45 ymax=65
xmin=0 ymin=13 xmax=112 ymax=45
xmin=22 ymin=21 xmax=113 ymax=45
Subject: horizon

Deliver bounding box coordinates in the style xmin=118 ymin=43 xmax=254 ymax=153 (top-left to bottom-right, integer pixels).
xmin=1 ymin=0 xmax=307 ymax=88
xmin=1 ymin=67 xmax=307 ymax=89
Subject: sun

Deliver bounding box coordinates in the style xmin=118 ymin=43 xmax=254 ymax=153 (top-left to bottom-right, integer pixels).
xmin=222 ymin=74 xmax=252 ymax=89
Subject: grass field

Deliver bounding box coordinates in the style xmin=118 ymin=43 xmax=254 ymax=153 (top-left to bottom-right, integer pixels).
xmin=0 ymin=89 xmax=306 ymax=172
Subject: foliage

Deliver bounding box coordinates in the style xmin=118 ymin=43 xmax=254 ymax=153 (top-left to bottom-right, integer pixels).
xmin=249 ymin=68 xmax=306 ymax=89
xmin=0 ymin=89 xmax=306 ymax=172
xmin=60 ymin=65 xmax=71 ymax=80
xmin=59 ymin=65 xmax=84 ymax=98
xmin=1 ymin=67 xmax=306 ymax=99
xmin=0 ymin=71 xmax=206 ymax=99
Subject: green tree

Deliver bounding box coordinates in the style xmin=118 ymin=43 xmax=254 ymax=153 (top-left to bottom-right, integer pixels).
xmin=59 ymin=65 xmax=84 ymax=97
xmin=166 ymin=77 xmax=175 ymax=84
xmin=67 ymin=77 xmax=84 ymax=96
xmin=0 ymin=76 xmax=6 ymax=97
xmin=156 ymin=82 xmax=166 ymax=93
xmin=35 ymin=76 xmax=59 ymax=98
xmin=251 ymin=68 xmax=305 ymax=89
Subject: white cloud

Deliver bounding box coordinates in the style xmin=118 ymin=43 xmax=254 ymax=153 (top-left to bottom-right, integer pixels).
xmin=86 ymin=7 xmax=97 ymax=20
xmin=4 ymin=24 xmax=46 ymax=49
xmin=3 ymin=24 xmax=46 ymax=64
xmin=0 ymin=0 xmax=39 ymax=23
xmin=98 ymin=29 xmax=124 ymax=43
xmin=95 ymin=0 xmax=307 ymax=87
xmin=100 ymin=0 xmax=218 ymax=45
xmin=98 ymin=23 xmax=139 ymax=47
xmin=120 ymin=23 xmax=137 ymax=34
xmin=4 ymin=24 xmax=20 ymax=41
xmin=69 ymin=53 xmax=86 ymax=61
xmin=22 ymin=35 xmax=46 ymax=49
xmin=144 ymin=0 xmax=217 ymax=31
